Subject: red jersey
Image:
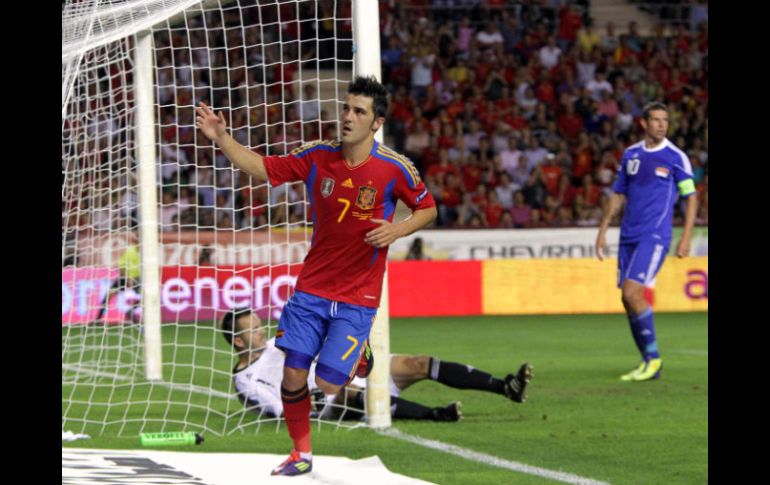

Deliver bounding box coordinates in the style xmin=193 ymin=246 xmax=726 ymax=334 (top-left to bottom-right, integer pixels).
xmin=263 ymin=140 xmax=435 ymax=308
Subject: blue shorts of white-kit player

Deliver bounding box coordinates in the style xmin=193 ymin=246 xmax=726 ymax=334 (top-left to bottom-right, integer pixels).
xmin=617 ymin=240 xmax=669 ymax=288
xmin=275 ymin=291 xmax=377 ymax=386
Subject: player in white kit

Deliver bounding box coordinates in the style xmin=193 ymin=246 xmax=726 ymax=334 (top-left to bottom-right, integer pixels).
xmin=221 ymin=309 xmax=533 ymax=421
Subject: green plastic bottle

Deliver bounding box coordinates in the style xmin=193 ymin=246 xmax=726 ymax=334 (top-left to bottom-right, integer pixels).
xmin=139 ymin=432 xmax=203 ymax=446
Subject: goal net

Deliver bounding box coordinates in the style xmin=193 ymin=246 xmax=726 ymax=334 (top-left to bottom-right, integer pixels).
xmin=62 ymin=0 xmax=387 ymax=437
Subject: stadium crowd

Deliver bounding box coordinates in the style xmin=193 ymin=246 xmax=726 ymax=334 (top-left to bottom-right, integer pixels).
xmin=374 ymin=0 xmax=708 ymax=229
xmin=70 ymin=1 xmax=706 ymax=234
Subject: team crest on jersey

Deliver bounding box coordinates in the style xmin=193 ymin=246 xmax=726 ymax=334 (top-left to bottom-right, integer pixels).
xmin=355 ymin=185 xmax=377 ymax=210
xmin=655 ymin=166 xmax=670 ymax=178
xmin=320 ymin=177 xmax=335 ymax=197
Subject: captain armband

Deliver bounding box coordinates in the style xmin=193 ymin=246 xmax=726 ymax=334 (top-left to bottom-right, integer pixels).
xmin=678 ymin=179 xmax=696 ymax=196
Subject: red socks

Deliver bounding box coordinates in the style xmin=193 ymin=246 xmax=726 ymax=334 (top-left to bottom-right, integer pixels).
xmin=281 ymin=385 xmax=311 ymax=453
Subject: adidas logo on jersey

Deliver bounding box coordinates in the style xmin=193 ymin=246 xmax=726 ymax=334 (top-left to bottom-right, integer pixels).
xmin=342 ymin=178 xmax=354 ymax=188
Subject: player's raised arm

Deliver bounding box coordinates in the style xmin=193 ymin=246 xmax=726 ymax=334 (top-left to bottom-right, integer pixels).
xmin=195 ymin=101 xmax=268 ymax=181
xmin=595 ymin=192 xmax=624 ymax=261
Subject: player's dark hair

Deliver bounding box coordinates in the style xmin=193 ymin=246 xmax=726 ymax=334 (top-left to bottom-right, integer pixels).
xmin=221 ymin=307 xmax=253 ymax=348
xmin=642 ymin=102 xmax=668 ymax=120
xmin=347 ymin=75 xmax=389 ymax=119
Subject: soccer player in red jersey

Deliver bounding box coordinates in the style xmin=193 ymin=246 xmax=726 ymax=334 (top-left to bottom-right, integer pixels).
xmin=196 ymin=76 xmax=437 ymax=476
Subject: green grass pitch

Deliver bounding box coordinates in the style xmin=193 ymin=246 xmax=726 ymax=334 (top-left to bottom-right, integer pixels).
xmin=62 ymin=313 xmax=708 ymax=485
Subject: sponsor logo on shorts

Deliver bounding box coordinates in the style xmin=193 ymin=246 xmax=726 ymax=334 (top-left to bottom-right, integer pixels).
xmin=276 ymin=329 xmax=285 ymax=338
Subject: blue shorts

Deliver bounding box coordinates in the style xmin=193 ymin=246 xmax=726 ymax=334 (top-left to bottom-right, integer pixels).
xmin=617 ymin=240 xmax=669 ymax=288
xmin=275 ymin=291 xmax=377 ymax=386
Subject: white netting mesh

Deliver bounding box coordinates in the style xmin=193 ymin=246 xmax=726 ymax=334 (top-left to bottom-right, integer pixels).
xmin=62 ymin=0 xmax=360 ymax=436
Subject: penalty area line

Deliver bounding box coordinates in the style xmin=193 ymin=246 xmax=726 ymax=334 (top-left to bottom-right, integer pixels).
xmin=377 ymin=428 xmax=611 ymax=485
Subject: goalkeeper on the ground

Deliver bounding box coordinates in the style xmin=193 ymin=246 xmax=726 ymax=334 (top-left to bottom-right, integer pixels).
xmin=221 ymin=308 xmax=533 ymax=422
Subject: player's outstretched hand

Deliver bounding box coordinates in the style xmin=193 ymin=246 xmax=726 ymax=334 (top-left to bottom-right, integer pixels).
xmin=195 ymin=102 xmax=228 ymax=143
xmin=595 ymin=232 xmax=607 ymax=261
xmin=365 ymin=219 xmax=401 ymax=248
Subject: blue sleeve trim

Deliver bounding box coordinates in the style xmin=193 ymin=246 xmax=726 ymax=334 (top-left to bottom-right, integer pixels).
xmin=383 ymin=179 xmax=397 ymax=219
xmin=306 ymin=164 xmax=318 ymax=244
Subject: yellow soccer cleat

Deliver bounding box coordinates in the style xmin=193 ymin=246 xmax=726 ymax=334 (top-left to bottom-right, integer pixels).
xmin=620 ymin=361 xmax=646 ymax=381
xmin=620 ymin=359 xmax=663 ymax=381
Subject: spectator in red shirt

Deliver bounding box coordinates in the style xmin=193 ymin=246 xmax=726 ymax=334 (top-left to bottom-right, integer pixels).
xmin=471 ymin=183 xmax=489 ymax=212
xmin=557 ymin=102 xmax=584 ymax=142
xmin=557 ymin=4 xmax=583 ymax=51
xmin=485 ymin=191 xmax=505 ymax=228
xmin=574 ymin=174 xmax=602 ymax=226
xmin=571 ymin=132 xmax=596 ymax=184
xmin=405 ymin=106 xmax=430 ymax=134
xmin=538 ymin=192 xmax=557 ymax=223
xmin=576 ymin=173 xmax=601 ymax=207
xmin=556 ymin=173 xmax=577 ymax=210
xmin=427 ymin=148 xmax=459 ymax=184
xmin=460 ymin=153 xmax=482 ymax=193
xmin=506 ymin=105 xmax=529 ymax=131
xmin=445 ymin=90 xmax=466 ymax=119
xmin=495 ymin=86 xmax=516 ymax=118
xmin=439 ymin=172 xmax=463 ymax=226
xmin=436 ymin=122 xmax=456 ymax=150
xmin=536 ymin=70 xmax=557 ymax=108
xmin=540 ymin=153 xmax=563 ymax=197
xmin=420 ymin=136 xmax=441 ymax=172
xmin=468 ymin=85 xmax=488 ymax=115
xmin=475 ymin=100 xmax=500 ymax=133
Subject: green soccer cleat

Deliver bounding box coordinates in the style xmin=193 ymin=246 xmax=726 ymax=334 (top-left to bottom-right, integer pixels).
xmin=620 ymin=358 xmax=663 ymax=381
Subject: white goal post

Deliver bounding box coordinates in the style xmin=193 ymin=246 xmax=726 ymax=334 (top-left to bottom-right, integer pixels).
xmin=62 ymin=0 xmax=391 ymax=436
